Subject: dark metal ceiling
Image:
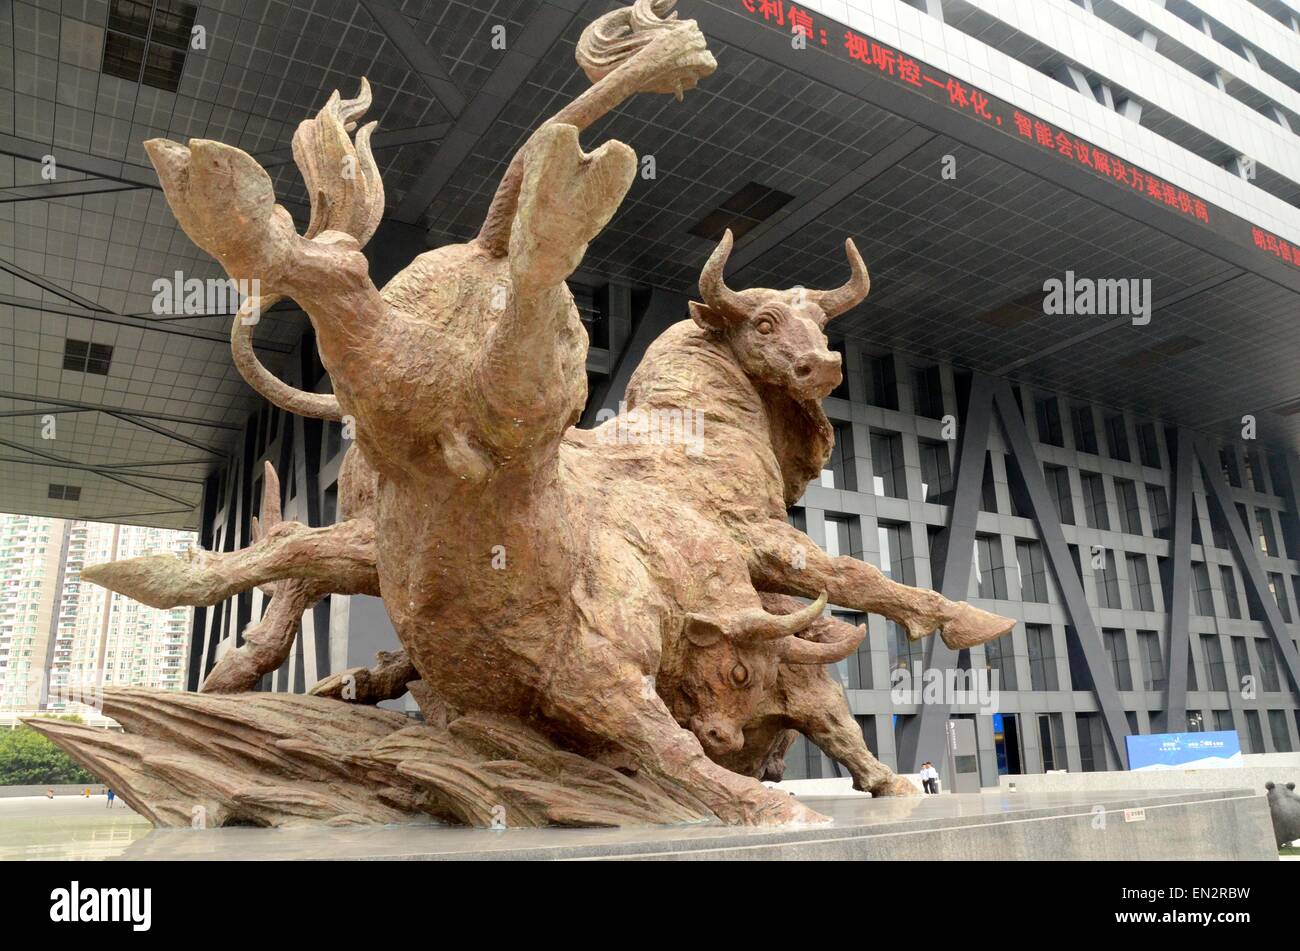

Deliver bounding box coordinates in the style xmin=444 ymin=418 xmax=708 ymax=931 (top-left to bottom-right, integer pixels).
xmin=2 ymin=0 xmax=1298 ymax=529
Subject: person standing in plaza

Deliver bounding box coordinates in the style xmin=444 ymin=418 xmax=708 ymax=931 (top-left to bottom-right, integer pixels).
xmin=920 ymin=761 xmax=940 ymax=794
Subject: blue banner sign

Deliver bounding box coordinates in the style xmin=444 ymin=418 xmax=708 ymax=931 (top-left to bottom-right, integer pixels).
xmin=1126 ymin=731 xmax=1243 ymax=771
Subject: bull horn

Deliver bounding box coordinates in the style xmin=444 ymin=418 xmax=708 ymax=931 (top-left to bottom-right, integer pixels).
xmin=698 ymin=229 xmax=748 ymax=324
xmin=779 ymin=623 xmax=866 ymax=665
xmin=808 ymin=238 xmax=870 ymax=324
xmin=728 ymin=592 xmax=828 ymax=643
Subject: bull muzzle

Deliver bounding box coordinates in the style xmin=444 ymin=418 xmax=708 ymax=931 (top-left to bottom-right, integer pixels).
xmin=793 ymin=351 xmax=843 ymax=398
xmin=691 ymin=715 xmax=745 ymax=755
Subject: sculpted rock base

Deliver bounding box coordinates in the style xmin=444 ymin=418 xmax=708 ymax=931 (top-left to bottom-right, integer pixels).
xmin=26 ymin=687 xmax=719 ymax=829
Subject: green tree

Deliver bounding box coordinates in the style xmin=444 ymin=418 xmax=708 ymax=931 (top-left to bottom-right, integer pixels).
xmin=0 ymin=717 xmax=96 ymax=786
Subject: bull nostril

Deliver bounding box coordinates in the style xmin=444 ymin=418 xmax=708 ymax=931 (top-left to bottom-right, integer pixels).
xmin=795 ymin=362 xmax=813 ymax=378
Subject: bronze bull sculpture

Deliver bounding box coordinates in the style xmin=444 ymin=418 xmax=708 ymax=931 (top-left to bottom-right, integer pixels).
xmin=59 ymin=1 xmax=1013 ymax=827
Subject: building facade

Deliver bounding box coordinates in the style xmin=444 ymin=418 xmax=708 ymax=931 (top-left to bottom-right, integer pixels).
xmin=0 ymin=513 xmax=65 ymax=712
xmin=176 ymin=0 xmax=1300 ymax=783
xmin=0 ymin=514 xmax=194 ymax=715
xmin=6 ymin=0 xmax=1300 ymax=780
xmin=188 ymin=285 xmax=1300 ymax=783
xmin=779 ymin=340 xmax=1300 ymax=782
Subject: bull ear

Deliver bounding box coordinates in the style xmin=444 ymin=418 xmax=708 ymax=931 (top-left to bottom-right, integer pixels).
xmin=689 ymin=300 xmax=729 ymax=332
xmin=1267 ymin=782 xmax=1275 ymax=791
xmin=683 ymin=614 xmax=724 ymax=647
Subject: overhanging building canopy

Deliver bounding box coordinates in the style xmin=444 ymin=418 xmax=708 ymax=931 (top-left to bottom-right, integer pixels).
xmin=2 ymin=0 xmax=1299 ymax=529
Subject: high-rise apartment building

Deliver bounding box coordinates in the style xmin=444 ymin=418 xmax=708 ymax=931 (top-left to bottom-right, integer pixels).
xmin=0 ymin=514 xmax=66 ymax=711
xmin=0 ymin=514 xmax=194 ymax=715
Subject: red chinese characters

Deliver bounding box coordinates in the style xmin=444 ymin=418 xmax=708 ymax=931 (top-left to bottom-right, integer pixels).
xmin=739 ymin=0 xmax=1219 ymax=231
xmin=872 ymin=43 xmax=896 ymax=75
xmin=1253 ymin=227 xmax=1300 ymax=267
xmin=746 ymin=0 xmax=785 ymax=24
xmin=788 ymin=5 xmax=813 ymax=38
xmin=898 ymin=55 xmax=922 ymax=86
xmin=844 ymin=31 xmax=870 ymax=64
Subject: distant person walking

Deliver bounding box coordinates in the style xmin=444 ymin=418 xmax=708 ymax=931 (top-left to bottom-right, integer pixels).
xmin=106 ymin=787 xmax=115 ymax=809
xmin=920 ymin=761 xmax=940 ymax=795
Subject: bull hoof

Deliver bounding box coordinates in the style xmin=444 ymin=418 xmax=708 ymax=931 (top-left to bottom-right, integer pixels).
xmin=745 ymin=791 xmax=831 ymax=826
xmin=764 ymin=796 xmax=831 ymax=826
xmin=940 ymin=602 xmax=1016 ymax=649
xmin=868 ymin=775 xmax=922 ymax=798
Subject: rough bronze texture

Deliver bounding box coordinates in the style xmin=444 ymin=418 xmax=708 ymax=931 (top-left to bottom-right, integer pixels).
xmin=38 ymin=1 xmax=1013 ymax=828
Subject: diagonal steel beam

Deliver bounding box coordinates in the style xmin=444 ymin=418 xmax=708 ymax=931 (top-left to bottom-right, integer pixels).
xmin=94 ymin=457 xmax=217 ymax=469
xmin=0 ymin=390 xmax=242 ymax=430
xmin=0 ymin=293 xmax=293 ymax=353
xmin=0 ymin=133 xmax=159 ymax=188
xmin=0 ymin=406 xmax=88 ymax=419
xmin=0 ymin=179 xmax=146 ymax=204
xmin=0 ymin=259 xmax=110 ymax=314
xmin=1193 ymin=436 xmax=1300 ymax=702
xmin=0 ymin=455 xmax=207 ymax=484
xmin=357 ymin=0 xmax=466 ymax=116
xmin=1162 ymin=427 xmax=1196 ymax=731
xmin=0 ymin=437 xmax=195 ymax=508
xmin=992 ymin=378 xmax=1131 ymax=766
xmin=105 ymin=411 xmax=226 ymax=458
xmin=896 ymin=372 xmax=995 ymax=776
xmin=400 ymin=0 xmax=594 ymax=227
xmin=84 ymin=506 xmax=195 ymax=523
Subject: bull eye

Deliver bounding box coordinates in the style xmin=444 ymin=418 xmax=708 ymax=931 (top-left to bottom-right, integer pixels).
xmin=730 ymin=662 xmax=750 ymax=686
xmin=754 ymin=304 xmax=783 ymax=335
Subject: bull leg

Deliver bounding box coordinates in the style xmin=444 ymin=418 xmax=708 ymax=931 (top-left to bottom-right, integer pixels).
xmin=201 ymin=578 xmax=332 ymax=694
xmin=471 ymin=124 xmax=637 ymax=452
xmin=477 ymin=16 xmax=715 ymax=255
xmin=746 ymin=518 xmax=1013 ymax=649
xmin=145 ymin=138 xmax=392 ymax=424
xmin=84 ymin=518 xmax=378 ymax=609
xmin=759 ymin=729 xmax=799 ymax=782
xmin=507 ymin=125 xmax=636 ymax=301
xmin=782 ymin=665 xmax=919 ymax=797
xmin=715 ymin=719 xmax=797 ymax=782
xmin=83 ymin=462 xmax=378 ymax=609
xmin=471 ymin=18 xmax=714 ymax=453
xmin=309 ymin=649 xmax=418 ymax=704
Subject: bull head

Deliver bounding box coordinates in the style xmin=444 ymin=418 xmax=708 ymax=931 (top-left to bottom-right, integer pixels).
xmin=673 ymin=592 xmax=865 ymax=756
xmin=688 ymin=229 xmax=870 ymax=400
